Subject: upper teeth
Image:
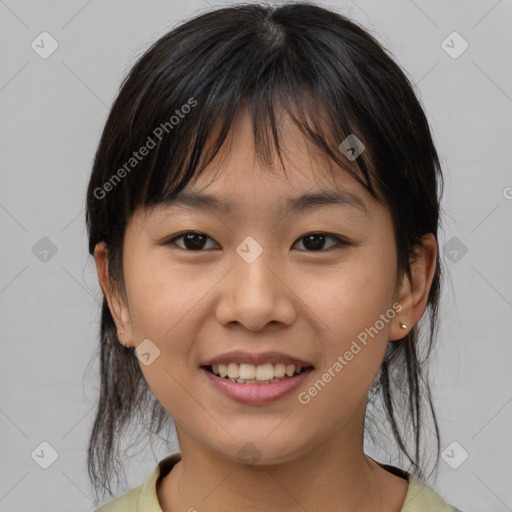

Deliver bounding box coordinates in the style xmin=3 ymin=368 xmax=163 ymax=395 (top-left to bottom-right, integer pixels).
xmin=211 ymin=362 xmax=303 ymax=380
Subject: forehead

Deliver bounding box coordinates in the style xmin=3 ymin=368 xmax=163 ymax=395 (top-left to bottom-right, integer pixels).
xmin=145 ymin=106 xmax=381 ymax=222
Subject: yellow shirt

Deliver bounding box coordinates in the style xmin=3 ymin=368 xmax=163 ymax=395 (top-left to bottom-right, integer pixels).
xmin=94 ymin=453 xmax=463 ymax=512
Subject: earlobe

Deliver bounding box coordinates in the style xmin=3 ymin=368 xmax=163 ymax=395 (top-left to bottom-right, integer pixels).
xmin=93 ymin=241 xmax=133 ymax=347
xmin=389 ymin=233 xmax=437 ymax=341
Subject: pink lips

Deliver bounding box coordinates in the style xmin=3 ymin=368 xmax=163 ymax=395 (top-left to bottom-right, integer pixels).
xmin=201 ymin=366 xmax=314 ymax=404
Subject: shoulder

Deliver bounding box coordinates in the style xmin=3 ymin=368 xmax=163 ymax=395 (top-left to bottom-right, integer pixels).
xmin=402 ymin=475 xmax=463 ymax=512
xmin=372 ymin=458 xmax=463 ymax=512
xmin=93 ymin=485 xmax=143 ymax=512
xmin=93 ymin=453 xmax=181 ymax=512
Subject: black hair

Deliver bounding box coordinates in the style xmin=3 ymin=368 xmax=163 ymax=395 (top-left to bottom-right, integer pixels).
xmin=85 ymin=1 xmax=445 ymax=501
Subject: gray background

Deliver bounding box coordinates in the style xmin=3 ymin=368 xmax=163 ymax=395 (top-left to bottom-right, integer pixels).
xmin=1 ymin=0 xmax=511 ymax=511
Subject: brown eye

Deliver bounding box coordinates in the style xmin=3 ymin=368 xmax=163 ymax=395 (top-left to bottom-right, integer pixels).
xmin=293 ymin=233 xmax=348 ymax=252
xmin=167 ymin=231 xmax=218 ymax=251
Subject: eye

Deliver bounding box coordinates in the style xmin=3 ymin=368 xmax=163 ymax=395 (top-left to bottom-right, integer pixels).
xmin=166 ymin=231 xmax=219 ymax=251
xmin=292 ymin=232 xmax=348 ymax=252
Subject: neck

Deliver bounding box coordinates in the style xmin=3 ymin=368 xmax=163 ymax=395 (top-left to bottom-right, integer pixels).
xmin=158 ymin=431 xmax=408 ymax=512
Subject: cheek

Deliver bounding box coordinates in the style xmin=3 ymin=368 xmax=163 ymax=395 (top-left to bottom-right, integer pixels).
xmin=310 ymin=252 xmax=396 ymax=347
xmin=125 ymin=257 xmax=204 ymax=422
xmin=123 ymin=249 xmax=210 ymax=340
xmin=295 ymin=262 xmax=395 ymax=430
xmin=122 ymin=251 xmax=215 ymax=395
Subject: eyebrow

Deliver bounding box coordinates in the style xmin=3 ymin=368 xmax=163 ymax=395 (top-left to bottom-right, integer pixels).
xmin=160 ymin=188 xmax=369 ymax=217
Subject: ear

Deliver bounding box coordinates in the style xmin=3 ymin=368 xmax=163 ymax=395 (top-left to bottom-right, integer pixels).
xmin=389 ymin=233 xmax=437 ymax=341
xmin=93 ymin=241 xmax=133 ymax=347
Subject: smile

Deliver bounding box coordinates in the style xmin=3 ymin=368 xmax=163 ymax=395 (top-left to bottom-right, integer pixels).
xmin=201 ymin=364 xmax=314 ymax=404
xmin=205 ymin=362 xmax=309 ymax=383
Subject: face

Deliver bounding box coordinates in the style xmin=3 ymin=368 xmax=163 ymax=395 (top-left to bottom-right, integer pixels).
xmin=95 ymin=107 xmax=433 ymax=466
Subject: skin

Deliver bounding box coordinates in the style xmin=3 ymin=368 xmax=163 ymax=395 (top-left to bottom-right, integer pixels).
xmin=94 ymin=107 xmax=437 ymax=512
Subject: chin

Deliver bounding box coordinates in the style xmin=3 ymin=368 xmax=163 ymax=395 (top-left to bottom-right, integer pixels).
xmin=209 ymin=434 xmax=311 ymax=467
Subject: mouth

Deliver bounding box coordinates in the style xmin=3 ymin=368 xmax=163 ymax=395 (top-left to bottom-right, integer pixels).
xmin=199 ymin=351 xmax=315 ymax=403
xmin=201 ymin=362 xmax=314 ymax=384
xmin=200 ymin=363 xmax=314 ymax=404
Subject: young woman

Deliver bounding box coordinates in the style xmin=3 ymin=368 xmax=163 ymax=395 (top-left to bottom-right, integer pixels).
xmin=86 ymin=3 xmax=462 ymax=511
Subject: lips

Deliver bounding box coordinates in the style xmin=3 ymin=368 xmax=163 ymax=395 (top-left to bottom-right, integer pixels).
xmin=199 ymin=350 xmax=315 ymax=403
xmin=201 ymin=365 xmax=313 ymax=404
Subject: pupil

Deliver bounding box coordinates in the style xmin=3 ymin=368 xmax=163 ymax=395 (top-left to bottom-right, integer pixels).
xmin=304 ymin=234 xmax=325 ymax=251
xmin=184 ymin=233 xmax=206 ymax=250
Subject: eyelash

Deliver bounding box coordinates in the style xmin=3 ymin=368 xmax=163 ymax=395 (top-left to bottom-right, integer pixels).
xmin=164 ymin=231 xmax=350 ymax=252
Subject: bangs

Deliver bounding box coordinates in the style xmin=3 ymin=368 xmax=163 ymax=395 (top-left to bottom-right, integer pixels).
xmin=139 ymin=88 xmax=381 ymax=216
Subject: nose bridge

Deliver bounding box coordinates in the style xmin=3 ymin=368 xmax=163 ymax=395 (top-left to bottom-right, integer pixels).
xmin=215 ymin=234 xmax=294 ymax=329
xmin=232 ymin=234 xmax=279 ymax=300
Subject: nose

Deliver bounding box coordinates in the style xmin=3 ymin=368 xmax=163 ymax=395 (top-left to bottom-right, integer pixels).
xmin=214 ymin=245 xmax=296 ymax=331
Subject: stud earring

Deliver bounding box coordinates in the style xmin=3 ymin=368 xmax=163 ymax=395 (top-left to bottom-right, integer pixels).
xmin=118 ymin=329 xmax=128 ymax=347
xmin=400 ymin=322 xmax=407 ymax=329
